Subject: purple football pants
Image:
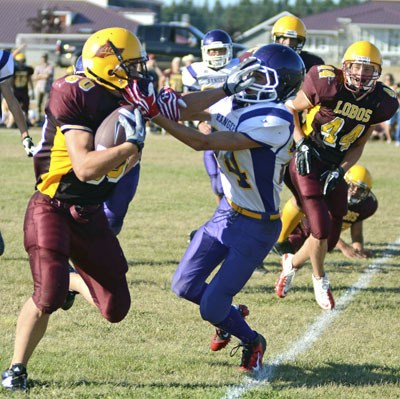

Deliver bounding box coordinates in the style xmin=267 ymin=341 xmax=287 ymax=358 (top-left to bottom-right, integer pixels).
xmin=103 ymin=163 xmax=140 ymax=235
xmin=203 ymin=150 xmax=223 ymax=198
xmin=171 ymin=197 xmax=281 ymax=341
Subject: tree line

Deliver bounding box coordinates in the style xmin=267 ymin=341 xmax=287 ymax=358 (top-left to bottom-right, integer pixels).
xmin=161 ymin=0 xmax=363 ymax=39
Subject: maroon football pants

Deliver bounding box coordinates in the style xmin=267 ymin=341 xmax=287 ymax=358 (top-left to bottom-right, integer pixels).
xmin=23 ymin=191 xmax=130 ymax=322
xmin=285 ymin=156 xmax=348 ymax=250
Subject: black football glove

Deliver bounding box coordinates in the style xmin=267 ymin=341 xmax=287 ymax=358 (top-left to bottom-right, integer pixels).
xmin=22 ymin=136 xmax=35 ymax=157
xmin=320 ymin=166 xmax=345 ymax=196
xmin=295 ymin=138 xmax=313 ymax=176
xmin=118 ymin=108 xmax=146 ymax=152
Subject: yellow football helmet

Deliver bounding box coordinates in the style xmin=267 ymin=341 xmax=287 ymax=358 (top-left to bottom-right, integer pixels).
xmin=345 ymin=165 xmax=372 ymax=205
xmin=272 ymin=15 xmax=306 ymax=53
xmin=82 ymin=27 xmax=148 ymax=90
xmin=342 ymin=41 xmax=382 ymax=94
xmin=14 ymin=53 xmax=25 ymax=62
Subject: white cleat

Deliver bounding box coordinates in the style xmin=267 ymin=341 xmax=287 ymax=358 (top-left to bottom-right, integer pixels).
xmin=275 ymin=253 xmax=296 ymax=298
xmin=312 ymin=273 xmax=335 ymax=310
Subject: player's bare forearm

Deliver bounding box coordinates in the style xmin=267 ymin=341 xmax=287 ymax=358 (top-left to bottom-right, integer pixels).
xmin=181 ymin=89 xmax=225 ymax=115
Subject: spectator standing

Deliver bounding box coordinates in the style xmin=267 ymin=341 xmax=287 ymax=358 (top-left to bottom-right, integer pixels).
xmin=160 ymin=57 xmax=183 ymax=93
xmin=33 ymin=53 xmax=54 ymax=124
xmin=146 ymin=54 xmax=163 ymax=92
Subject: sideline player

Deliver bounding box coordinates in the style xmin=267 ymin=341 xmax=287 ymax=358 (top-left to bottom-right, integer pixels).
xmin=182 ymin=29 xmax=239 ymax=205
xmin=129 ymin=44 xmax=305 ymax=373
xmin=275 ymin=41 xmax=398 ymax=310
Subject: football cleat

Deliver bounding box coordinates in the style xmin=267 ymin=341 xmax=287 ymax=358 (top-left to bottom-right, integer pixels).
xmin=210 ymin=304 xmax=249 ymax=351
xmin=1 ymin=363 xmax=27 ymax=391
xmin=312 ymin=273 xmax=335 ymax=310
xmin=61 ymin=290 xmax=78 ymax=311
xmin=233 ymin=333 xmax=267 ymax=373
xmin=275 ymin=253 xmax=296 ymax=298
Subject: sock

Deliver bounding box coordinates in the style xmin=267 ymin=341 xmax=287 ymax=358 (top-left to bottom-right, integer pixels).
xmin=214 ymin=306 xmax=257 ymax=344
xmin=277 ymin=198 xmax=305 ymax=243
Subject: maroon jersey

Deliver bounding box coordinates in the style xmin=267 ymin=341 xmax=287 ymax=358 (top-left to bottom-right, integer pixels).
xmin=302 ymin=65 xmax=399 ymax=165
xmin=341 ymin=192 xmax=378 ymax=231
xmin=34 ymin=74 xmax=124 ymax=205
xmin=13 ymin=64 xmax=33 ymax=92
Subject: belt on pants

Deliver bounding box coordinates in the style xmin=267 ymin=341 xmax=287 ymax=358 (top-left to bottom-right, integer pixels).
xmin=227 ymin=199 xmax=280 ymax=222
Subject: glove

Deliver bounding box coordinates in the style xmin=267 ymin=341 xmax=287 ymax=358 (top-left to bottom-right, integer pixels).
xmin=123 ymin=79 xmax=159 ymax=119
xmin=320 ymin=166 xmax=345 ymax=195
xmin=22 ymin=136 xmax=35 ymax=157
xmin=118 ymin=108 xmax=146 ymax=151
xmin=295 ymin=138 xmax=313 ymax=176
xmin=156 ymin=87 xmax=187 ymax=122
xmin=222 ymin=57 xmax=261 ymax=96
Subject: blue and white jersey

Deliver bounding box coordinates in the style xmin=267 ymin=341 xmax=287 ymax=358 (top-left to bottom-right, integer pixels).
xmin=209 ymin=97 xmax=294 ymax=215
xmin=182 ymin=58 xmax=240 ymax=92
xmin=0 ymin=50 xmax=14 ymax=119
xmin=0 ymin=50 xmax=14 ymax=83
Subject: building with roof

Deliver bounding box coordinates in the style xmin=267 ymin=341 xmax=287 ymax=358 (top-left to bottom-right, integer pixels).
xmin=236 ymin=1 xmax=400 ymax=66
xmin=0 ymin=0 xmax=160 ymax=63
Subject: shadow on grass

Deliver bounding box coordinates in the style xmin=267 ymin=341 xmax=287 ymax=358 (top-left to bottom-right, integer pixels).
xmin=27 ymin=361 xmax=399 ymax=391
xmin=269 ymin=362 xmax=400 ymax=387
xmin=27 ymin=378 xmax=229 ymax=391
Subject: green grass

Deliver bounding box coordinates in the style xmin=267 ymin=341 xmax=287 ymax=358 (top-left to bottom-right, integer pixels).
xmin=0 ymin=128 xmax=399 ymax=398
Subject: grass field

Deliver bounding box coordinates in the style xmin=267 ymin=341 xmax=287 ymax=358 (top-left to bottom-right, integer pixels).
xmin=0 ymin=127 xmax=399 ymax=399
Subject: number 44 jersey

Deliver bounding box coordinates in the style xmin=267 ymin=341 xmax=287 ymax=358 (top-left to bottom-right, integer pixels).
xmin=209 ymin=97 xmax=294 ymax=215
xmin=301 ymin=64 xmax=399 ymax=165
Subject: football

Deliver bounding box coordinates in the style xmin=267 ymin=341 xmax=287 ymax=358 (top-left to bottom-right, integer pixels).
xmin=94 ymin=105 xmax=135 ymax=151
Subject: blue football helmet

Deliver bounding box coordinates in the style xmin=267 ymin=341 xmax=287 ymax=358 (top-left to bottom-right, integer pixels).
xmin=201 ymin=29 xmax=232 ymax=70
xmin=234 ymin=43 xmax=305 ymax=104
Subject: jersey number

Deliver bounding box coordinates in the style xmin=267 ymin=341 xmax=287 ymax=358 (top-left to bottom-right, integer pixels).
xmin=320 ymin=117 xmax=365 ymax=151
xmin=223 ymin=152 xmax=251 ymax=189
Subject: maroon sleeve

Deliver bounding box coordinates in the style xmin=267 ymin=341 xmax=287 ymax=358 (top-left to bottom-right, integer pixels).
xmin=370 ymin=83 xmax=399 ymax=124
xmin=47 ymin=75 xmax=121 ymax=134
xmin=301 ymin=65 xmax=342 ymax=106
xmin=348 ymin=193 xmax=378 ymax=222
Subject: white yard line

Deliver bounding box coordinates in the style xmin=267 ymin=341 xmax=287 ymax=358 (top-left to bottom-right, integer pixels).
xmin=222 ymin=239 xmax=400 ymax=399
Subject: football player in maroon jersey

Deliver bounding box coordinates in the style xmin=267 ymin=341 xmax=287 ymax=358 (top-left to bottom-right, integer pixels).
xmin=1 ymin=27 xmax=148 ymax=391
xmin=274 ymin=165 xmax=377 ymax=260
xmin=275 ymin=41 xmax=398 ymax=310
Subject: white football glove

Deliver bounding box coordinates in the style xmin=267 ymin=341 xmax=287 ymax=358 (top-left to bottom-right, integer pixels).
xmin=118 ymin=108 xmax=146 ymax=151
xmin=222 ymin=57 xmax=261 ymax=96
xmin=22 ymin=136 xmax=35 ymax=157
